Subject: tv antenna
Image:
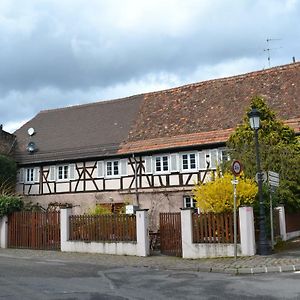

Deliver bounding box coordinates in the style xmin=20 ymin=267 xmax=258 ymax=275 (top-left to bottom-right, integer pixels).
xmin=264 ymin=38 xmax=282 ymax=68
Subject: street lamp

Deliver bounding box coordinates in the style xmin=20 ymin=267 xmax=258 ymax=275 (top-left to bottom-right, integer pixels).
xmin=248 ymin=108 xmax=271 ymax=255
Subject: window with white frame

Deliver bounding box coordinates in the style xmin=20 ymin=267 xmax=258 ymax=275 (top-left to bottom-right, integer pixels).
xmin=57 ymin=165 xmax=69 ymax=180
xmin=25 ymin=168 xmax=34 ymax=183
xmin=181 ymin=153 xmax=197 ymax=171
xmin=106 ymin=160 xmax=119 ymax=177
xmin=155 ymin=155 xmax=169 ymax=173
xmin=183 ymin=195 xmax=197 ymax=208
xmin=220 ymin=149 xmax=230 ymax=163
xmin=23 ymin=167 xmax=39 ymax=183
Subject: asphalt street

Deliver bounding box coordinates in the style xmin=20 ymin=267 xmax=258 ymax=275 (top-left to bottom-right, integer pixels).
xmin=0 ymin=251 xmax=300 ymax=299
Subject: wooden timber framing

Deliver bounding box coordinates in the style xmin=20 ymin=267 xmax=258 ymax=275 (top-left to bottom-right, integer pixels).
xmin=17 ymin=148 xmax=214 ymax=196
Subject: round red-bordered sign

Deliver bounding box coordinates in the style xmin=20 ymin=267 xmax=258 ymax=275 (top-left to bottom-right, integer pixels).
xmin=232 ymin=160 xmax=242 ymax=176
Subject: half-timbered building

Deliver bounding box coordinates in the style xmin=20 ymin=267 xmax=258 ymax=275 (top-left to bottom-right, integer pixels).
xmin=13 ymin=62 xmax=300 ymax=229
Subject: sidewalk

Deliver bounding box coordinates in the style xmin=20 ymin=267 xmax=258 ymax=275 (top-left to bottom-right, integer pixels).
xmin=0 ymin=239 xmax=299 ymax=275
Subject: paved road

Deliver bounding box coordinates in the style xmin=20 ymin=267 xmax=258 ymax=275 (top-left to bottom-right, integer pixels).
xmin=1 ymin=250 xmax=300 ymax=299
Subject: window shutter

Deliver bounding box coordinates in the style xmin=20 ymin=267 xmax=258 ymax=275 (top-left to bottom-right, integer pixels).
xmin=69 ymin=164 xmax=75 ymax=180
xmin=34 ymin=167 xmax=40 ymax=183
xmin=217 ymin=149 xmax=223 ymax=164
xmin=49 ymin=166 xmax=56 ymax=181
xmin=97 ymin=161 xmax=104 ymax=178
xmin=198 ymin=151 xmax=206 ymax=170
xmin=144 ymin=156 xmax=152 ymax=174
xmin=210 ymin=149 xmax=218 ymax=169
xmin=170 ymin=154 xmax=179 ymax=172
xmin=120 ymin=159 xmax=128 ymax=176
xmin=18 ymin=168 xmax=24 ymax=183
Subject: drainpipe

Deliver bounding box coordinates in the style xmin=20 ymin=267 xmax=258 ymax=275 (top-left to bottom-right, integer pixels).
xmin=132 ymin=153 xmax=139 ymax=207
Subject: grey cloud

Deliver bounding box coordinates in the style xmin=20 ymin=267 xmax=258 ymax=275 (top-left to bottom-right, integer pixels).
xmin=0 ymin=0 xmax=299 ymax=130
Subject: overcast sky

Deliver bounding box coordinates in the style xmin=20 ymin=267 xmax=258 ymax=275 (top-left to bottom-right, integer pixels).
xmin=1 ymin=0 xmax=299 ymax=133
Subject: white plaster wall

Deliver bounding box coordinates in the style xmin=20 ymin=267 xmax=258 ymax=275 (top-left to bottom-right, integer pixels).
xmin=0 ymin=216 xmax=8 ymax=248
xmin=286 ymin=230 xmax=300 ymax=240
xmin=61 ymin=240 xmax=138 ymax=256
xmin=105 ymin=179 xmax=120 ymax=190
xmin=24 ymin=184 xmax=39 ymax=195
xmin=56 ymin=182 xmax=70 ymax=193
xmin=141 ymin=177 xmax=150 ymax=188
xmin=15 ymin=184 xmax=23 ymax=194
xmin=94 ymin=179 xmax=103 ymax=190
xmin=169 ymin=175 xmax=179 ymax=186
xmin=153 ymin=176 xmax=167 ymax=187
xmin=122 ymin=177 xmax=131 ymax=189
xmin=85 ymin=181 xmax=97 ymax=191
xmin=184 ymin=243 xmax=241 ymax=258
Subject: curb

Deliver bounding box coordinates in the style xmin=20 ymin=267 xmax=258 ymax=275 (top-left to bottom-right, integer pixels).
xmin=210 ymin=264 xmax=300 ymax=275
xmin=163 ymin=264 xmax=300 ymax=275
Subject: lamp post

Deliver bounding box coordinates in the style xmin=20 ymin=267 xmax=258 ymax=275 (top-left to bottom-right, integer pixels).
xmin=248 ymin=108 xmax=270 ymax=255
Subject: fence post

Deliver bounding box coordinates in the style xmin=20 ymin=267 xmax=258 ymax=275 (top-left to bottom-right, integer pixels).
xmin=239 ymin=206 xmax=256 ymax=256
xmin=136 ymin=209 xmax=149 ymax=257
xmin=180 ymin=208 xmax=193 ymax=259
xmin=60 ymin=208 xmax=72 ymax=250
xmin=276 ymin=205 xmax=287 ymax=241
xmin=0 ymin=216 xmax=8 ymax=248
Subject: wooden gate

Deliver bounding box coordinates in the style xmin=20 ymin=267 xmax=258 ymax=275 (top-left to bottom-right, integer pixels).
xmin=8 ymin=211 xmax=61 ymax=250
xmin=159 ymin=212 xmax=182 ymax=257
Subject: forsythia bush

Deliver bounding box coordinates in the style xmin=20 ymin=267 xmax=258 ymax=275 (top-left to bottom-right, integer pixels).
xmin=193 ymin=172 xmax=258 ymax=213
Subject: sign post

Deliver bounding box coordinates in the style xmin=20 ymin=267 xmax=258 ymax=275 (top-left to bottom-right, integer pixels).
xmin=268 ymin=171 xmax=279 ymax=249
xmin=231 ymin=160 xmax=242 ymax=260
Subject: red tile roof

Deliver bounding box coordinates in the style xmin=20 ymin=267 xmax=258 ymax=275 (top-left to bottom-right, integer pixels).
xmin=14 ymin=62 xmax=300 ymax=164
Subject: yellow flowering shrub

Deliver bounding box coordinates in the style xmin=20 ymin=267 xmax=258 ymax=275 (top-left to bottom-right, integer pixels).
xmin=193 ymin=172 xmax=257 ymax=213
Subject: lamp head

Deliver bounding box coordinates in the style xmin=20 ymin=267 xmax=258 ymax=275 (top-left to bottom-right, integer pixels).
xmin=248 ymin=107 xmax=261 ymax=130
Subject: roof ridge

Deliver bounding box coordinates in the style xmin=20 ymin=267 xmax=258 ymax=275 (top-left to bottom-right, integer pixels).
xmin=39 ymin=93 xmax=143 ymax=115
xmin=143 ymin=62 xmax=300 ymax=97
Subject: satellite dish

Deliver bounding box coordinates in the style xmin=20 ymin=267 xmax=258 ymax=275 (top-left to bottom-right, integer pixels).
xmin=27 ymin=141 xmax=37 ymax=153
xmin=28 ymin=127 xmax=35 ymax=136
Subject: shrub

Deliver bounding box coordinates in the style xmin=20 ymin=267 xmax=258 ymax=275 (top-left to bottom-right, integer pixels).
xmin=0 ymin=195 xmax=23 ymax=217
xmin=193 ymin=172 xmax=257 ymax=213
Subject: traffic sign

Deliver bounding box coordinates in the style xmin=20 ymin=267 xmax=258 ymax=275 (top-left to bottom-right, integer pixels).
xmin=268 ymin=171 xmax=279 ymax=187
xmin=255 ymin=171 xmax=267 ymax=183
xmin=231 ymin=160 xmax=242 ymax=176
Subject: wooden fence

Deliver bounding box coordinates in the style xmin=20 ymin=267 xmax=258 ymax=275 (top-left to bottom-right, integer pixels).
xmin=69 ymin=214 xmax=137 ymax=242
xmin=8 ymin=211 xmax=60 ymax=250
xmin=285 ymin=211 xmax=300 ymax=233
xmin=192 ymin=212 xmax=239 ymax=243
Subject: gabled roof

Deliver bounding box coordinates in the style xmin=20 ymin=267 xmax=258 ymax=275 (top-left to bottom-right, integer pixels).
xmin=14 ymin=62 xmax=300 ymax=165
